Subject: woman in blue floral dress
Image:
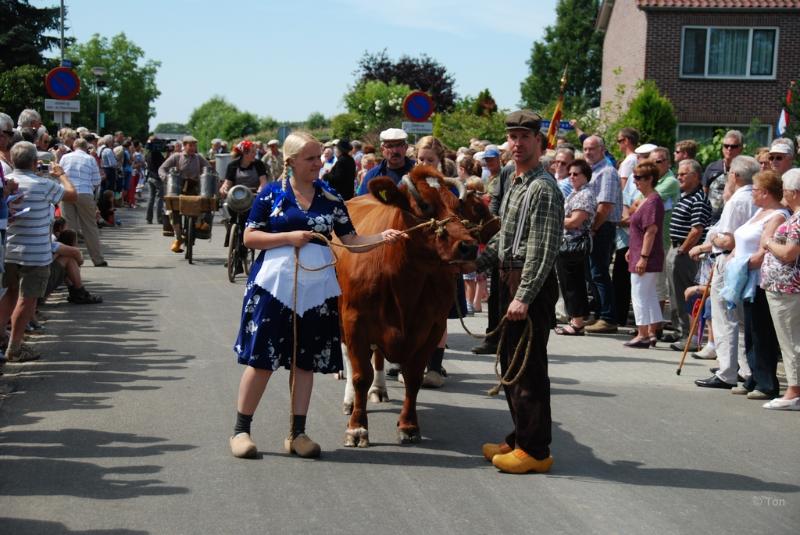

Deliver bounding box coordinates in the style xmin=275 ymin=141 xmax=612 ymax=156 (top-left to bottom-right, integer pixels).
xmin=230 ymin=132 xmax=406 ymax=460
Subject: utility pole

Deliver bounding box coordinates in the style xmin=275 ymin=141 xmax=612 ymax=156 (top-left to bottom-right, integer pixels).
xmin=60 ymin=0 xmax=65 ymax=63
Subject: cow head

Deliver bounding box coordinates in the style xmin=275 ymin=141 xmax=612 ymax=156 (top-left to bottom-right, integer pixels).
xmin=368 ymin=166 xmax=478 ymax=267
xmin=439 ymin=179 xmax=501 ymax=245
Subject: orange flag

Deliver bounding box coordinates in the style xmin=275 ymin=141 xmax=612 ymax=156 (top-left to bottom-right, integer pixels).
xmin=546 ymin=67 xmax=568 ymax=150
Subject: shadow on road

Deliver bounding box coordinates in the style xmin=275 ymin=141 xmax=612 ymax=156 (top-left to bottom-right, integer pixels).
xmin=0 ymin=518 xmax=147 ymax=535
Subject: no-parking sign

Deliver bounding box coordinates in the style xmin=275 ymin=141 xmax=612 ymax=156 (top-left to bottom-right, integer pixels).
xmin=402 ymin=91 xmax=435 ymax=122
xmin=45 ymin=67 xmax=81 ymax=100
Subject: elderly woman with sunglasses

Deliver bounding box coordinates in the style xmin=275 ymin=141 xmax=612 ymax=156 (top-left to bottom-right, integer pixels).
xmin=555 ymin=159 xmax=596 ymax=335
xmin=760 ymin=168 xmax=800 ymax=410
xmin=623 ymin=161 xmax=665 ymax=348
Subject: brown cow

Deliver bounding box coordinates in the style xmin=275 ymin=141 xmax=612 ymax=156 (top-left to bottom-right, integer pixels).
xmin=337 ymin=166 xmax=479 ymax=446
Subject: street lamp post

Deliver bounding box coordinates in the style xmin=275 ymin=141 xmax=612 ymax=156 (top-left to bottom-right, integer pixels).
xmin=91 ymin=66 xmax=107 ymax=134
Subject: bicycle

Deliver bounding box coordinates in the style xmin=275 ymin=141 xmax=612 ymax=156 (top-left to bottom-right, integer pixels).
xmin=226 ymin=215 xmax=254 ymax=282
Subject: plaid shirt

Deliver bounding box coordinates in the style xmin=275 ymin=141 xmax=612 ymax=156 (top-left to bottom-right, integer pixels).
xmin=476 ymin=163 xmax=564 ymax=304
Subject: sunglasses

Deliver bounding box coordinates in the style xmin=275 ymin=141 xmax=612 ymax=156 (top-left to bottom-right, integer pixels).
xmin=633 ymin=175 xmax=652 ymax=181
xmin=723 ymin=144 xmax=741 ymax=149
xmin=568 ymin=171 xmax=584 ymax=177
xmin=383 ymin=142 xmax=406 ymax=150
xmin=769 ymin=155 xmax=786 ymax=161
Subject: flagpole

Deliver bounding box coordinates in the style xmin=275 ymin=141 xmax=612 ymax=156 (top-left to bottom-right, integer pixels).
xmin=546 ymin=66 xmax=568 ymax=150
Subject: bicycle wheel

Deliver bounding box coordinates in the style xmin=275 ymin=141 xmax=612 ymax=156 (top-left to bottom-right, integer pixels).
xmin=227 ymin=223 xmax=238 ymax=282
xmin=185 ymin=216 xmax=195 ymax=264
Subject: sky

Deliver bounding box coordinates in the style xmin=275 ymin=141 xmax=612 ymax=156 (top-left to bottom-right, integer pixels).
xmin=36 ymin=0 xmax=559 ymax=128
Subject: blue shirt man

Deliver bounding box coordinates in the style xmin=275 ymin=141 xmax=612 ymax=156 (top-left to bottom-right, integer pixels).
xmin=356 ymin=128 xmax=415 ymax=196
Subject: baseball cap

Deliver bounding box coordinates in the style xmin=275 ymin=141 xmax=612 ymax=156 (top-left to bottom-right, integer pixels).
xmin=769 ymin=138 xmax=795 ymax=155
xmin=635 ymin=143 xmax=658 ymax=155
xmin=483 ymin=148 xmax=501 ymax=159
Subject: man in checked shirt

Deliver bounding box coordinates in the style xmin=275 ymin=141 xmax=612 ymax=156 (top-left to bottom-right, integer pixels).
xmin=469 ymin=110 xmax=564 ymax=474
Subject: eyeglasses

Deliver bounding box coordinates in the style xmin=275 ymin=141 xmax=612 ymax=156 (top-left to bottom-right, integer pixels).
xmin=723 ymin=144 xmax=741 ymax=149
xmin=769 ymin=155 xmax=786 ymax=161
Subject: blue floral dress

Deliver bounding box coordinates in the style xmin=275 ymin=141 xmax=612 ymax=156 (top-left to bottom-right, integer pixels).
xmin=234 ymin=179 xmax=356 ymax=373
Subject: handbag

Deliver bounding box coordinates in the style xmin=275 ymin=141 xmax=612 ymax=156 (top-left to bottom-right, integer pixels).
xmin=559 ymin=231 xmax=591 ymax=257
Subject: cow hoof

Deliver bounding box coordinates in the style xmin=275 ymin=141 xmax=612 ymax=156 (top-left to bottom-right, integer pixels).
xmin=335 ymin=371 xmax=346 ymax=380
xmin=344 ymin=427 xmax=369 ymax=448
xmin=397 ymin=428 xmax=421 ymax=444
xmin=342 ymin=402 xmax=353 ymax=415
xmin=368 ymin=387 xmax=390 ymax=403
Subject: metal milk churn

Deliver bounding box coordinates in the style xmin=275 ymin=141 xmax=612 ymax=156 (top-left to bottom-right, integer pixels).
xmin=166 ymin=168 xmax=183 ymax=197
xmin=199 ymin=166 xmax=218 ymax=198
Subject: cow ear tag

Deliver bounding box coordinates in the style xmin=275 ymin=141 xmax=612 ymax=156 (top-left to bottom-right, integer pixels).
xmin=378 ymin=189 xmax=388 ymax=202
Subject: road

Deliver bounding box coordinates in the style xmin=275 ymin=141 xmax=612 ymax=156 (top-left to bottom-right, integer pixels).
xmin=1 ymin=202 xmax=798 ymax=535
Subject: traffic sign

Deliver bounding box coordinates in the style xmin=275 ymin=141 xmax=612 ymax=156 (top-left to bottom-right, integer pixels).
xmin=402 ymin=91 xmax=435 ymax=122
xmin=401 ymin=121 xmax=433 ymax=135
xmin=44 ymin=99 xmax=80 ymax=112
xmin=45 ymin=67 xmax=81 ymax=100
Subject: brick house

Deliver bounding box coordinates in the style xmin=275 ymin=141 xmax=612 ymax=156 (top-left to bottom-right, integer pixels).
xmin=597 ymin=0 xmax=800 ymax=144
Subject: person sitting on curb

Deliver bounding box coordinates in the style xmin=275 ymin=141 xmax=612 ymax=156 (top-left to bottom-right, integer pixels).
xmin=45 ymin=217 xmax=102 ymax=304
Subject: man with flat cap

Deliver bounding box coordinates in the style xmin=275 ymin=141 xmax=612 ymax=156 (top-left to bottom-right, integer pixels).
xmin=159 ymin=135 xmax=212 ymax=253
xmin=470 ymin=110 xmax=564 ymax=474
xmin=356 ymin=128 xmax=415 ymax=196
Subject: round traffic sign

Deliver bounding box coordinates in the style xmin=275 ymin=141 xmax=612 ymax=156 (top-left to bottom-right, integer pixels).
xmin=402 ymin=91 xmax=435 ymax=122
xmin=45 ymin=67 xmax=81 ymax=100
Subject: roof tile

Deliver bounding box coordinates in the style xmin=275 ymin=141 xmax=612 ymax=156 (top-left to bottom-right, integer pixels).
xmin=637 ymin=0 xmax=800 ymax=8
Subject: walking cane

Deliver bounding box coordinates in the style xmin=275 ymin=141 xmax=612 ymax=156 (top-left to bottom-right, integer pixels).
xmin=676 ymin=267 xmax=714 ymax=376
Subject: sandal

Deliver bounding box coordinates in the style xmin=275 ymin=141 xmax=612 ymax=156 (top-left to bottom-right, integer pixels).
xmin=555 ymin=322 xmax=585 ymax=336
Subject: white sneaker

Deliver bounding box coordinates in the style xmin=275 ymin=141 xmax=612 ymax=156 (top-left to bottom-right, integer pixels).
xmin=762 ymin=397 xmax=800 ymax=411
xmin=691 ymin=344 xmax=717 ymax=360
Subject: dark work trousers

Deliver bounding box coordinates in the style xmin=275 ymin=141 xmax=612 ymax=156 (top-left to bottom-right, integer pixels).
xmin=146 ymin=177 xmax=164 ymax=224
xmin=612 ymin=246 xmax=631 ymax=326
xmin=589 ymin=221 xmax=617 ymax=323
xmin=485 ymin=265 xmax=501 ymax=343
xmin=666 ymin=246 xmax=699 ymax=339
xmin=556 ymin=251 xmax=589 ymax=318
xmin=742 ymin=287 xmax=781 ymax=396
xmin=499 ymin=267 xmax=558 ymax=460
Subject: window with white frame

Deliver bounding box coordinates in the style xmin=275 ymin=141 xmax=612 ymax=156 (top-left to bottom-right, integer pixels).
xmin=681 ymin=26 xmax=778 ymax=79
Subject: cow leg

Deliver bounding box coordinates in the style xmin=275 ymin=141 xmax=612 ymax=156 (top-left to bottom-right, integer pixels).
xmin=397 ymin=363 xmax=424 ymax=444
xmin=342 ymin=344 xmax=355 ymax=415
xmin=344 ymin=343 xmax=373 ymax=448
xmin=368 ymin=350 xmax=390 ymax=403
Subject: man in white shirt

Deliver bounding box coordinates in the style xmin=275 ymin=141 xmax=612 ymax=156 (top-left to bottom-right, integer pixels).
xmin=691 ymin=155 xmax=759 ymax=389
xmin=60 ymin=138 xmax=107 ymax=266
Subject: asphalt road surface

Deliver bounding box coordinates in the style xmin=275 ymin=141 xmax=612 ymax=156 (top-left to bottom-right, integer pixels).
xmin=1 ymin=202 xmax=798 ymax=535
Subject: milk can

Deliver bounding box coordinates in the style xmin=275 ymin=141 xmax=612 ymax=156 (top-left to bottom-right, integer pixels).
xmin=166 ymin=168 xmax=183 ymax=197
xmin=199 ymin=167 xmax=218 ymax=198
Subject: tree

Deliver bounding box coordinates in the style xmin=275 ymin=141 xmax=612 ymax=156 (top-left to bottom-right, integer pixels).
xmin=473 ymin=89 xmax=498 ymax=117
xmin=343 ymin=80 xmax=410 ymax=136
xmin=354 ymin=50 xmax=457 ymax=112
xmin=68 ymin=33 xmax=160 ymax=139
xmin=306 ymin=112 xmax=329 ymax=130
xmin=187 ymin=96 xmax=260 ymax=151
xmin=0 ymin=0 xmax=62 ymax=70
xmin=0 ymin=64 xmax=48 ymax=125
xmin=520 ymin=0 xmax=602 ymax=112
xmin=622 ymin=80 xmax=677 ymax=149
xmin=154 ymin=122 xmax=188 ymax=134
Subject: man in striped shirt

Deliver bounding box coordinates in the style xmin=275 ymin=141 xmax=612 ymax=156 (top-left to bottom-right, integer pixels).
xmin=1 ymin=142 xmax=77 ymax=364
xmin=665 ymin=159 xmax=711 ymax=351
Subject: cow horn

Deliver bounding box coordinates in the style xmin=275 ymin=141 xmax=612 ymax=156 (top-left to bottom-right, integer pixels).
xmin=443 ymin=177 xmax=467 ymax=201
xmin=401 ymin=174 xmax=423 ymax=204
